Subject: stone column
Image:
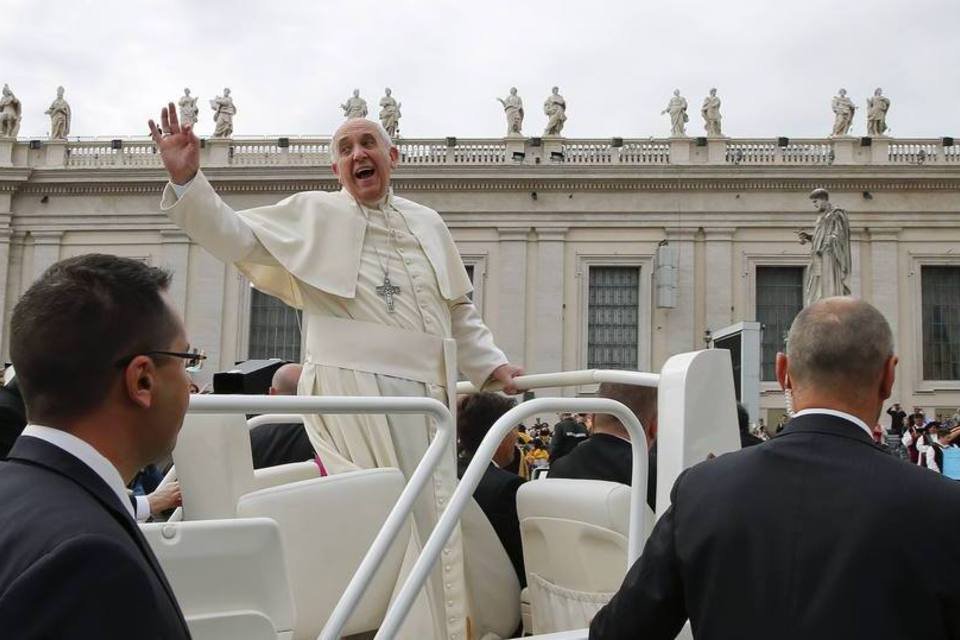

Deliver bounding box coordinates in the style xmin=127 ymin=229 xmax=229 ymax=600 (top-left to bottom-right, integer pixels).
xmin=160 ymin=230 xmax=191 ymax=315
xmin=0 ymin=227 xmax=12 ymax=354
xmin=870 ymin=227 xmax=901 ymax=352
xmin=496 ymin=227 xmax=530 ymax=366
xmin=703 ymin=227 xmax=735 ymax=333
xmin=532 ymin=228 xmax=567 ymax=394
xmin=664 ymin=229 xmax=697 ymax=358
xmin=31 ymin=231 xmax=63 ymax=281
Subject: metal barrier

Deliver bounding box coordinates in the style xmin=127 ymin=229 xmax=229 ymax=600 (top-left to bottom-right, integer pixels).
xmin=246 ymin=413 xmax=305 ymax=430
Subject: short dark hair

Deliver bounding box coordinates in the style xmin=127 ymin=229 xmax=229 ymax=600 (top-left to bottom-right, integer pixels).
xmin=11 ymin=254 xmax=176 ymax=423
xmin=595 ymin=382 xmax=658 ymax=436
xmin=457 ymin=392 xmax=516 ymax=455
xmin=736 ymin=403 xmax=750 ymax=434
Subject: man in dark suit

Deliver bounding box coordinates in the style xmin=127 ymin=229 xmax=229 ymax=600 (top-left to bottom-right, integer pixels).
xmin=249 ymin=363 xmax=315 ymax=469
xmin=0 ymin=254 xmax=193 ymax=638
xmin=548 ymin=382 xmax=658 ymax=510
xmin=549 ymin=412 xmax=589 ymax=463
xmin=0 ymin=377 xmax=26 ymax=458
xmin=590 ymin=297 xmax=960 ymax=639
xmin=457 ymin=392 xmax=526 ymax=587
xmin=737 ymin=402 xmax=764 ymax=448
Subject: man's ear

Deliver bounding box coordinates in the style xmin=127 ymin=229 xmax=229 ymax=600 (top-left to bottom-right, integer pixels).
xmin=776 ymin=352 xmax=791 ymax=391
xmin=389 ymin=145 xmax=399 ymax=168
xmin=124 ymin=355 xmax=156 ymax=410
xmin=331 ymin=161 xmax=340 ymax=178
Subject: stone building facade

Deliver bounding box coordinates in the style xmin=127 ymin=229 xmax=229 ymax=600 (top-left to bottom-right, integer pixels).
xmin=1 ymin=134 xmax=958 ymax=424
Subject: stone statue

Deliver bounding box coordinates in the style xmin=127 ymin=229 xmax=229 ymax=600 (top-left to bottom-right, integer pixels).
xmin=379 ymin=88 xmax=401 ymax=137
xmin=701 ymin=88 xmax=722 ymax=137
xmin=210 ymin=88 xmax=236 ymax=138
xmin=661 ymin=89 xmax=689 ymax=137
xmin=178 ymin=88 xmax=199 ymax=127
xmin=0 ymin=84 xmax=22 ymax=138
xmin=497 ymin=87 xmax=524 ymax=136
xmin=543 ymin=86 xmax=567 ymax=136
xmin=866 ymin=87 xmax=890 ymax=137
xmin=45 ymin=86 xmax=71 ymax=140
xmin=830 ymin=88 xmax=856 ymax=137
xmin=341 ymin=89 xmax=368 ymax=119
xmin=798 ymin=188 xmax=851 ymax=307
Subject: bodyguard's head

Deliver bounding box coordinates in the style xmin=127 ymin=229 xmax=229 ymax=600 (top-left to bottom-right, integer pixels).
xmin=777 ymin=297 xmax=896 ymax=422
xmin=593 ymin=382 xmax=658 ymax=446
xmin=11 ymin=254 xmax=192 ymax=460
xmin=330 ymin=118 xmax=398 ymax=206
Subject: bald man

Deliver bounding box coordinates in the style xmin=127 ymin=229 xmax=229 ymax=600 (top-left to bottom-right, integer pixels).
xmin=248 ymin=364 xmax=314 ymax=469
xmin=592 ymin=297 xmax=960 ymax=640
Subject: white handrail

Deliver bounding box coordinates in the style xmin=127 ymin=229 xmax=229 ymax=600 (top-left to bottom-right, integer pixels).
xmin=171 ymin=394 xmax=453 ymax=640
xmin=376 ymin=397 xmax=649 ymax=640
xmin=246 ymin=413 xmax=305 ymax=430
xmin=455 ymin=368 xmax=660 ymax=394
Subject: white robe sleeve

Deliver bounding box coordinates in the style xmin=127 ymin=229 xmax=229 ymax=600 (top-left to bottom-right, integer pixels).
xmin=449 ymin=296 xmax=509 ymax=388
xmin=901 ymin=432 xmax=913 ymax=448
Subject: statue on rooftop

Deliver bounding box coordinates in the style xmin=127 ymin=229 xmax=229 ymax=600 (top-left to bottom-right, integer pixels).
xmin=798 ymin=188 xmax=851 ymax=307
xmin=661 ymin=89 xmax=689 ymax=137
xmin=45 ymin=86 xmax=71 ymax=140
xmin=866 ymin=88 xmax=890 ymax=137
xmin=701 ymin=88 xmax=723 ymax=137
xmin=497 ymin=87 xmax=524 ymax=136
xmin=379 ymin=88 xmax=401 ymax=137
xmin=0 ymin=84 xmax=22 ymax=138
xmin=341 ymin=89 xmax=368 ymax=119
xmin=543 ymin=86 xmax=567 ymax=136
xmin=178 ymin=88 xmax=199 ymax=127
xmin=210 ymin=88 xmax=236 ymax=137
xmin=830 ymin=88 xmax=856 ymax=137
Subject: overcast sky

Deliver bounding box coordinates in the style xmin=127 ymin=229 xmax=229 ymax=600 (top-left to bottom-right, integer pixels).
xmin=2 ymin=0 xmax=957 ymax=140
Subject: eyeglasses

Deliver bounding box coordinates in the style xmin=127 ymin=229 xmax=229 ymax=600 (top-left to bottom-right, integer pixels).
xmin=115 ymin=348 xmax=207 ymax=371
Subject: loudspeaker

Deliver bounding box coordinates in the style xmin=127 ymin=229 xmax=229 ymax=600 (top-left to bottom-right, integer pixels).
xmin=943 ymin=137 xmax=955 ymax=147
xmin=611 ymin=137 xmax=624 ymax=148
xmin=213 ymin=359 xmax=289 ymax=395
xmin=28 ymin=140 xmax=41 ymax=150
xmin=445 ymin=136 xmax=457 ymax=147
xmin=860 ymin=136 xmax=872 ymax=147
xmin=695 ymin=137 xmax=707 ymax=147
xmin=277 ymin=137 xmax=290 ymax=148
xmin=111 ymin=139 xmax=123 ymax=150
xmin=529 ymin=137 xmax=542 ymax=147
xmin=777 ymin=137 xmax=789 ymax=147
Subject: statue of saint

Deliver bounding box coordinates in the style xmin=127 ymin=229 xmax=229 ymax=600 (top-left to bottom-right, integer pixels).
xmin=661 ymin=89 xmax=689 ymax=137
xmin=45 ymin=86 xmax=71 ymax=140
xmin=701 ymin=88 xmax=722 ymax=137
xmin=866 ymin=88 xmax=890 ymax=137
xmin=0 ymin=84 xmax=22 ymax=138
xmin=178 ymin=88 xmax=199 ymax=127
xmin=210 ymin=88 xmax=236 ymax=138
xmin=378 ymin=88 xmax=401 ymax=137
xmin=830 ymin=88 xmax=856 ymax=137
xmin=798 ymin=188 xmax=852 ymax=307
xmin=497 ymin=87 xmax=524 ymax=136
xmin=542 ymin=86 xmax=567 ymax=136
xmin=341 ymin=89 xmax=368 ymax=119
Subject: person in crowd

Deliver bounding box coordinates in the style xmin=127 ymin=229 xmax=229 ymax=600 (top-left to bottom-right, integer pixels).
xmin=0 ymin=377 xmax=26 ymax=459
xmin=872 ymin=422 xmax=888 ymax=446
xmin=911 ymin=406 xmax=926 ymax=427
xmin=902 ymin=414 xmax=924 ymax=463
xmin=590 ymin=297 xmax=960 ymax=639
xmin=0 ymin=254 xmax=192 ymax=637
xmin=548 ymin=382 xmax=658 ymax=509
xmin=456 ymin=393 xmax=526 ymax=587
xmin=886 ymin=402 xmax=907 ymax=435
xmin=516 ymin=423 xmax=532 ymax=445
xmin=549 ymin=411 xmax=589 ymax=463
xmin=737 ymin=403 xmax=763 ymax=448
xmin=526 ymin=437 xmax=550 ymax=469
xmin=248 ymin=363 xmax=316 ymax=469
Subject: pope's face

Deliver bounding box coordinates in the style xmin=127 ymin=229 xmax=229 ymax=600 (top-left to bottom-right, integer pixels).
xmin=331 ymin=119 xmax=398 ymax=205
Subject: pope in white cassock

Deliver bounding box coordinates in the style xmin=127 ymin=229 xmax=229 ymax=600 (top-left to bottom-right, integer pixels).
xmin=148 ymin=104 xmax=524 ymax=639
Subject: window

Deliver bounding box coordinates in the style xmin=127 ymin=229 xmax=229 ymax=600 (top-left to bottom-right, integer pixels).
xmin=588 ymin=266 xmax=640 ymax=370
xmin=756 ymin=266 xmax=804 ymax=381
xmin=922 ymin=266 xmax=960 ymax=380
xmin=248 ymin=289 xmax=302 ymax=361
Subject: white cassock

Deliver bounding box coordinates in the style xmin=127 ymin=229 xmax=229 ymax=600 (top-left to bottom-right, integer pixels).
xmin=162 ymin=172 xmax=519 ymax=640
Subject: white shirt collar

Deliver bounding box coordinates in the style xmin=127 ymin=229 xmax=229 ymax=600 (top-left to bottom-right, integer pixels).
xmin=22 ymin=424 xmax=134 ymax=518
xmin=791 ymin=408 xmax=873 ymax=439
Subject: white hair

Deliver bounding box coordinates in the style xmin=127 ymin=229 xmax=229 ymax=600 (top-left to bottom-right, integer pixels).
xmin=330 ymin=119 xmax=394 ymax=160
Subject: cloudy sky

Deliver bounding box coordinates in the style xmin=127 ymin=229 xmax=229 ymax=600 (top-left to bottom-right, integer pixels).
xmin=2 ymin=0 xmax=957 ymax=140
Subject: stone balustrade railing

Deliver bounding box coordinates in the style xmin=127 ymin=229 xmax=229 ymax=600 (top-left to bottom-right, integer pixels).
xmin=0 ymin=134 xmax=956 ymax=170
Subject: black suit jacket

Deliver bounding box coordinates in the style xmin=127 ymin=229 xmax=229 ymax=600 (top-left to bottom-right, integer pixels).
xmin=549 ymin=418 xmax=589 ymax=463
xmin=548 ymin=433 xmax=658 ymax=510
xmin=0 ymin=381 xmax=26 ymax=459
xmin=459 ymin=459 xmax=526 ymax=587
xmin=590 ymin=414 xmax=960 ymax=640
xmin=249 ymin=422 xmax=315 ymax=469
xmin=0 ymin=436 xmax=191 ymax=638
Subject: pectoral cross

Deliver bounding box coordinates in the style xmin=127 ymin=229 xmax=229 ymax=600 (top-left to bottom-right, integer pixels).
xmin=376 ymin=275 xmax=401 ymax=313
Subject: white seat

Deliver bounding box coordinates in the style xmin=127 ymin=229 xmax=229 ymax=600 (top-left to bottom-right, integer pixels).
xmin=237 ymin=468 xmax=410 ymax=639
xmin=517 ymin=479 xmax=639 ymax=635
xmin=141 ymin=517 xmax=294 ymax=640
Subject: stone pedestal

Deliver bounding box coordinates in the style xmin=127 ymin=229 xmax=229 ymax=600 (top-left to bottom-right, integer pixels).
xmin=505 ymin=136 xmax=526 ymax=164
xmin=669 ymin=138 xmax=692 ymax=165
xmin=0 ymin=139 xmax=13 ymax=167
xmin=832 ymin=137 xmax=856 ymax=164
xmin=206 ymin=137 xmax=232 ymax=166
xmin=542 ymin=137 xmax=563 ymax=163
xmin=44 ymin=140 xmax=67 ymax=167
xmin=870 ymin=137 xmax=891 ymax=164
xmin=706 ymin=137 xmax=727 ymax=164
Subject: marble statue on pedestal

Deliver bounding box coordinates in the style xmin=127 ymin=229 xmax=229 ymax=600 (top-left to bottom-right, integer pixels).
xmin=701 ymin=88 xmax=722 ymax=137
xmin=341 ymin=89 xmax=368 ymax=119
xmin=379 ymin=88 xmax=401 ymax=137
xmin=661 ymin=89 xmax=688 ymax=137
xmin=45 ymin=86 xmax=71 ymax=140
xmin=798 ymin=188 xmax=851 ymax=307
xmin=866 ymin=88 xmax=890 ymax=137
xmin=178 ymin=88 xmax=199 ymax=127
xmin=497 ymin=87 xmax=524 ymax=136
xmin=210 ymin=88 xmax=236 ymax=138
xmin=830 ymin=89 xmax=856 ymax=137
xmin=543 ymin=86 xmax=566 ymax=136
xmin=0 ymin=84 xmax=22 ymax=138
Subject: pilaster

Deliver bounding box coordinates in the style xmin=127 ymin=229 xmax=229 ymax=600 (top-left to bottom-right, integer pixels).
xmin=703 ymin=227 xmax=735 ymax=333
xmin=160 ymin=230 xmax=191 ymax=315
xmin=30 ymin=231 xmax=64 ymax=281
xmin=664 ymin=228 xmax=698 ymax=358
xmin=496 ymin=227 xmax=530 ymax=365
xmin=532 ymin=227 xmax=567 ymax=392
